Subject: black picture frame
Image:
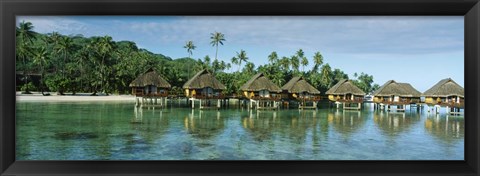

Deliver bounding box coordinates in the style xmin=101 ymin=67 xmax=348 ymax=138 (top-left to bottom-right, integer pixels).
xmin=1 ymin=0 xmax=479 ymax=175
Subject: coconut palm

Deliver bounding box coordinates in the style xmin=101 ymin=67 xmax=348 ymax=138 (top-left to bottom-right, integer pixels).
xmin=97 ymin=36 xmax=115 ymax=94
xmin=76 ymin=47 xmax=91 ymax=92
xmin=290 ymin=55 xmax=300 ymax=73
xmin=296 ymin=49 xmax=308 ymax=73
xmin=321 ymin=63 xmax=333 ymax=88
xmin=54 ymin=36 xmax=74 ymax=95
xmin=32 ymin=47 xmax=49 ymax=95
xmin=268 ymin=51 xmax=278 ymax=64
xmin=279 ymin=56 xmax=290 ymax=71
xmin=312 ymin=51 xmax=324 ymax=73
xmin=301 ymin=57 xmax=309 ymax=73
xmin=219 ymin=60 xmax=230 ymax=72
xmin=184 ymin=40 xmax=196 ymax=78
xmin=232 ymin=50 xmax=248 ymax=72
xmin=212 ymin=59 xmax=221 ymax=73
xmin=210 ymin=32 xmax=225 ymax=61
xmin=244 ymin=62 xmax=255 ymax=74
xmin=231 ymin=56 xmax=238 ymax=69
xmin=16 ymin=21 xmax=36 ymax=94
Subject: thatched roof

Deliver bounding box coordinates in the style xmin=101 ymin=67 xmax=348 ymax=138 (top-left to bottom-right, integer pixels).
xmin=129 ymin=68 xmax=171 ymax=88
xmin=325 ymin=79 xmax=365 ymax=96
xmin=423 ymin=78 xmax=464 ymax=98
xmin=240 ymin=73 xmax=282 ymax=93
xmin=281 ymin=77 xmax=321 ymax=94
xmin=373 ymin=80 xmax=421 ymax=97
xmin=182 ymin=69 xmax=226 ymax=90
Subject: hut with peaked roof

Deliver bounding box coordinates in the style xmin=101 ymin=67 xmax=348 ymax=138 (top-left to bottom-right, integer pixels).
xmin=325 ymin=79 xmax=366 ymax=110
xmin=423 ymin=78 xmax=464 ymax=114
xmin=129 ymin=68 xmax=171 ymax=107
xmin=240 ymin=73 xmax=282 ymax=110
xmin=373 ymin=80 xmax=421 ymax=111
xmin=281 ymin=76 xmax=321 ymax=109
xmin=183 ymin=69 xmax=226 ymax=109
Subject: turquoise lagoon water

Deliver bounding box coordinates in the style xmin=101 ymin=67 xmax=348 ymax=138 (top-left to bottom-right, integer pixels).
xmin=16 ymin=102 xmax=464 ymax=160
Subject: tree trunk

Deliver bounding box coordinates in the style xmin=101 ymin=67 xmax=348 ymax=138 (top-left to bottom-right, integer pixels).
xmin=22 ymin=56 xmax=31 ymax=94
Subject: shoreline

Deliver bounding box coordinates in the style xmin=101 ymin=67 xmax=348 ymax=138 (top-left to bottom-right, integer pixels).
xmin=16 ymin=92 xmax=136 ymax=102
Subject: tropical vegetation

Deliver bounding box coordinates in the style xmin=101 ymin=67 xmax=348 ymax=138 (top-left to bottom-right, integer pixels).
xmin=15 ymin=21 xmax=379 ymax=97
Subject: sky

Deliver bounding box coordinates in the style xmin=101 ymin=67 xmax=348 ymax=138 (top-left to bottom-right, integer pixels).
xmin=16 ymin=16 xmax=464 ymax=92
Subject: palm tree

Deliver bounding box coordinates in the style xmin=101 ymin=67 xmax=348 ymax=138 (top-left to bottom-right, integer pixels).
xmin=268 ymin=51 xmax=278 ymax=64
xmin=296 ymin=49 xmax=308 ymax=72
xmin=210 ymin=32 xmax=225 ymax=61
xmin=55 ymin=36 xmax=74 ymax=95
xmin=244 ymin=62 xmax=255 ymax=74
xmin=97 ymin=36 xmax=115 ymax=94
xmin=16 ymin=21 xmax=36 ymax=94
xmin=321 ymin=63 xmax=333 ymax=88
xmin=231 ymin=56 xmax=239 ymax=70
xmin=232 ymin=50 xmax=248 ymax=72
xmin=219 ymin=60 xmax=229 ymax=72
xmin=32 ymin=47 xmax=49 ymax=95
xmin=203 ymin=55 xmax=211 ymax=68
xmin=184 ymin=40 xmax=196 ymax=78
xmin=290 ymin=55 xmax=300 ymax=73
xmin=212 ymin=59 xmax=220 ymax=73
xmin=279 ymin=56 xmax=290 ymax=71
xmin=301 ymin=57 xmax=309 ymax=73
xmin=77 ymin=47 xmax=91 ymax=92
xmin=312 ymin=51 xmax=324 ymax=73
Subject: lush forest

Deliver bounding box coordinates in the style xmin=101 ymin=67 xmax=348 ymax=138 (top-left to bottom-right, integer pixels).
xmin=16 ymin=21 xmax=380 ymax=96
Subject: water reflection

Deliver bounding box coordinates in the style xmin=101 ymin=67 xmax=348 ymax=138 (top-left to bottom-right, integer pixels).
xmin=131 ymin=106 xmax=170 ymax=134
xmin=16 ymin=102 xmax=465 ymax=160
xmin=425 ymin=114 xmax=464 ymax=144
xmin=241 ymin=111 xmax=279 ymax=142
xmin=121 ymin=107 xmax=171 ymax=159
xmin=184 ymin=110 xmax=225 ymax=139
xmin=374 ymin=111 xmax=421 ymax=138
xmin=328 ymin=110 xmax=367 ymax=139
xmin=241 ymin=110 xmax=320 ymax=144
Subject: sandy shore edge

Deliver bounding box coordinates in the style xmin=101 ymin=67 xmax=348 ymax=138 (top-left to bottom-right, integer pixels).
xmin=16 ymin=92 xmax=136 ymax=102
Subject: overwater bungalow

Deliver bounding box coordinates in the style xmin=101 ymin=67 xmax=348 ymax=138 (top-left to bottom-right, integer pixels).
xmin=240 ymin=73 xmax=282 ymax=110
xmin=325 ymin=79 xmax=365 ymax=110
xmin=423 ymin=78 xmax=464 ymax=114
xmin=281 ymin=76 xmax=321 ymax=109
xmin=373 ymin=80 xmax=422 ymax=111
xmin=129 ymin=68 xmax=171 ymax=107
xmin=183 ymin=69 xmax=226 ymax=109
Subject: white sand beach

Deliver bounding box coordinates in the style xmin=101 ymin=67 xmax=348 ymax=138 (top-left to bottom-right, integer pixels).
xmin=16 ymin=92 xmax=136 ymax=102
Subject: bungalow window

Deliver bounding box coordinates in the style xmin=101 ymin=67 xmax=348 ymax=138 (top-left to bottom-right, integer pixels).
xmin=202 ymin=87 xmax=214 ymax=97
xmin=259 ymin=90 xmax=270 ymax=98
xmin=393 ymin=96 xmax=399 ymax=102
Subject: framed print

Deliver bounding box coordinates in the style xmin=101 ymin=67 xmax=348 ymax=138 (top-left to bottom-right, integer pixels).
xmin=1 ymin=0 xmax=479 ymax=176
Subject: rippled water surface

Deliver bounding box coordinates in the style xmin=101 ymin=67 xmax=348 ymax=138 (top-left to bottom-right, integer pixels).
xmin=16 ymin=102 xmax=464 ymax=160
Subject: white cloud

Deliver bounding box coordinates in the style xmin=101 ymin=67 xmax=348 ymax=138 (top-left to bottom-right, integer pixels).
xmin=17 ymin=16 xmax=88 ymax=35
xmin=18 ymin=16 xmax=464 ymax=57
xmin=117 ymin=16 xmax=463 ymax=55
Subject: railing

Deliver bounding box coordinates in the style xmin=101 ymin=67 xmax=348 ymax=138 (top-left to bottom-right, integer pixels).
xmin=296 ymin=96 xmax=321 ymax=102
xmin=381 ymin=99 xmax=415 ymax=105
xmin=433 ymin=99 xmax=465 ymax=108
xmin=192 ymin=94 xmax=225 ymax=99
xmin=335 ymin=97 xmax=364 ymax=103
xmin=250 ymin=95 xmax=282 ymax=101
xmin=134 ymin=92 xmax=169 ymax=97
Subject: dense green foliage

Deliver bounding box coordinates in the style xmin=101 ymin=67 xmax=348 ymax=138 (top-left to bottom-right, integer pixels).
xmin=16 ymin=21 xmax=379 ymax=96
